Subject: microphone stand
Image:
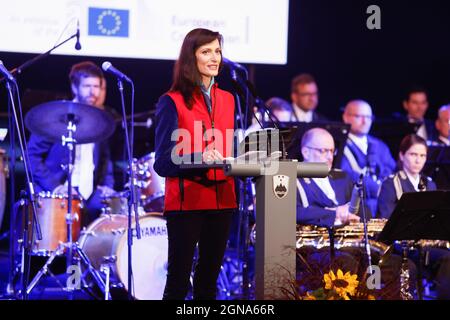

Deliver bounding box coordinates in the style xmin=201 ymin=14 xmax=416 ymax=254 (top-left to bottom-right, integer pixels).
xmin=116 ymin=79 xmax=141 ymax=300
xmin=2 ymin=78 xmax=42 ymax=300
xmin=230 ymin=74 xmax=287 ymax=299
xmin=359 ymin=174 xmax=373 ymax=274
xmin=244 ymin=80 xmax=287 ymax=160
xmin=0 ymin=31 xmax=79 ymax=83
xmin=0 ymin=28 xmax=80 ymax=299
xmin=229 ymin=68 xmax=251 ymax=299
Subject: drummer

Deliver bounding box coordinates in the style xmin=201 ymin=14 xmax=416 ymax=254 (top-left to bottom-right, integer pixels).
xmin=27 ymin=61 xmax=115 ymax=224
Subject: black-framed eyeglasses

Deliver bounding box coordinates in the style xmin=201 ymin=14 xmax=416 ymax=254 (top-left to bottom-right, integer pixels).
xmin=305 ymin=146 xmax=337 ymax=156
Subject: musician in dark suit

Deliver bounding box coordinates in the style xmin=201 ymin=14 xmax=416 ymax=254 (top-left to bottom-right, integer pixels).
xmin=296 ymin=128 xmax=361 ymax=227
xmin=377 ymin=134 xmax=450 ymax=299
xmin=289 ymin=74 xmax=328 ymax=122
xmin=340 ymin=100 xmax=396 ymax=216
xmin=27 ymin=61 xmax=115 ymax=224
xmin=429 ymin=105 xmax=450 ymax=147
xmin=393 ymin=86 xmax=436 ymax=141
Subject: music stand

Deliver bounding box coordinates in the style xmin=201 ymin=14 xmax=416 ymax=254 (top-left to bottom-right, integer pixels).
xmin=280 ymin=121 xmax=350 ymax=168
xmin=370 ymin=120 xmax=419 ymax=158
xmin=377 ymin=191 xmax=450 ymax=299
xmin=422 ymin=146 xmax=450 ymax=190
xmin=377 ymin=191 xmax=450 ymax=244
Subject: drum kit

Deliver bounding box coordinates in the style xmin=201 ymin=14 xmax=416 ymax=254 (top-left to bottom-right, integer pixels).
xmin=10 ymin=100 xmax=168 ymax=300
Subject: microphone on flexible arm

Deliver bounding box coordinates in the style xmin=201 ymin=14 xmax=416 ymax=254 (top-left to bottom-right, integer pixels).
xmin=0 ymin=60 xmax=16 ymax=82
xmin=245 ymin=79 xmax=289 ymax=159
xmin=102 ymin=61 xmax=133 ymax=83
xmin=75 ymin=20 xmax=81 ymax=50
xmin=222 ymin=57 xmax=249 ymax=88
xmin=222 ymin=57 xmax=247 ymax=73
xmin=349 ymin=174 xmax=364 ymax=215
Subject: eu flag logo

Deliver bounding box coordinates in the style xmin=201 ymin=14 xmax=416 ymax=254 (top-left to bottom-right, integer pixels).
xmin=88 ymin=7 xmax=129 ymax=37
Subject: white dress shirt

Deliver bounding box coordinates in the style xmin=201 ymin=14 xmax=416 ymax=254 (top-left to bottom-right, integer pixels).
xmin=292 ymin=104 xmax=313 ymax=122
xmin=312 ymin=177 xmax=338 ymax=205
xmin=405 ymin=171 xmax=420 ymax=192
xmin=72 ymin=143 xmax=95 ymax=199
xmin=348 ymin=133 xmax=368 ymax=154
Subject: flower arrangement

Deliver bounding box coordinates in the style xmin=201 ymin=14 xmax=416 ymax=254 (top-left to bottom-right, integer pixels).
xmin=303 ymin=269 xmax=375 ymax=300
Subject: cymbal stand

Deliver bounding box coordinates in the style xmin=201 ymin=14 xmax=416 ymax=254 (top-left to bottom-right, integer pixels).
xmin=26 ymin=116 xmax=109 ymax=299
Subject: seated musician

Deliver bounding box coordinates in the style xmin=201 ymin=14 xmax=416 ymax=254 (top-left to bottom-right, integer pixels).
xmin=340 ymin=100 xmax=396 ymax=216
xmin=296 ymin=127 xmax=363 ymax=227
xmin=296 ymin=128 xmax=365 ymax=277
xmin=296 ymin=128 xmax=418 ymax=296
xmin=377 ymin=134 xmax=450 ymax=299
xmin=429 ymin=104 xmax=450 ymax=147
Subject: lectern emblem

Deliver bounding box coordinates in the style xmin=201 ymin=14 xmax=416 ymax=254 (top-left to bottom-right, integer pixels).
xmin=273 ymin=175 xmax=289 ymax=199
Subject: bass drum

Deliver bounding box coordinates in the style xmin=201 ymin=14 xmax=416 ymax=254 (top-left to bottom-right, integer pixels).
xmin=78 ymin=212 xmax=168 ymax=300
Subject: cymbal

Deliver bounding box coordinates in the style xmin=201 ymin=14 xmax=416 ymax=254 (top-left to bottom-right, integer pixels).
xmin=25 ymin=100 xmax=116 ymax=144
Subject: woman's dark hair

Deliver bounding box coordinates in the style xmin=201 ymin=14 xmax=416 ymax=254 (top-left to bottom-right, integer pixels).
xmin=171 ymin=28 xmax=223 ymax=108
xmin=399 ymin=134 xmax=428 ymax=155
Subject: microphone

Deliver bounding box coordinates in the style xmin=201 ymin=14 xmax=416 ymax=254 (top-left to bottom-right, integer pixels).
xmin=75 ymin=20 xmax=81 ymax=50
xmin=0 ymin=60 xmax=15 ymax=82
xmin=102 ymin=61 xmax=132 ymax=83
xmin=349 ymin=175 xmax=363 ymax=214
xmin=222 ymin=57 xmax=247 ymax=72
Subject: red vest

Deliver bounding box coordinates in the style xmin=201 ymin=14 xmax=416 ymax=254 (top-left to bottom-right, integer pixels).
xmin=164 ymin=84 xmax=237 ymax=212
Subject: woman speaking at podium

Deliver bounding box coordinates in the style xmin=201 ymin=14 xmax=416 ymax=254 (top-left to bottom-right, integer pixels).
xmin=154 ymin=28 xmax=237 ymax=300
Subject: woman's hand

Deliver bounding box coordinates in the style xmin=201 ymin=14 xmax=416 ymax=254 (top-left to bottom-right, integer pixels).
xmin=202 ymin=149 xmax=224 ymax=163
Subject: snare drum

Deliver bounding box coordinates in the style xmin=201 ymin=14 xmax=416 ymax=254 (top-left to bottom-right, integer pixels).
xmin=78 ymin=212 xmax=168 ymax=300
xmin=19 ymin=192 xmax=83 ymax=256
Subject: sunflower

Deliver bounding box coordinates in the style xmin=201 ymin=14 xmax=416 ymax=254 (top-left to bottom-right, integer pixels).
xmin=323 ymin=269 xmax=359 ymax=299
xmin=303 ymin=292 xmax=317 ymax=300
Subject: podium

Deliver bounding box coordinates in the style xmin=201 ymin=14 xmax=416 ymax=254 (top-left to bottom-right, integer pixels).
xmin=182 ymin=159 xmax=328 ymax=299
xmin=224 ymin=160 xmax=328 ymax=299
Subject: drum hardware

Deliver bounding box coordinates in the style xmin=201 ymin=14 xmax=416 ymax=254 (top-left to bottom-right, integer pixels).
xmin=102 ymin=256 xmax=117 ymax=264
xmin=3 ymin=75 xmax=43 ymax=300
xmin=20 ymin=100 xmax=116 ymax=300
xmin=134 ymin=153 xmax=165 ymax=212
xmin=3 ymin=28 xmax=88 ymax=297
xmin=111 ymin=228 xmax=126 ymax=235
xmin=100 ymin=264 xmax=112 ymax=300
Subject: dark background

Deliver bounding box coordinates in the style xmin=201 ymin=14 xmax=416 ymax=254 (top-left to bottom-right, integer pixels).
xmin=1 ymin=0 xmax=450 ymax=232
xmin=2 ymin=0 xmax=450 ymax=122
